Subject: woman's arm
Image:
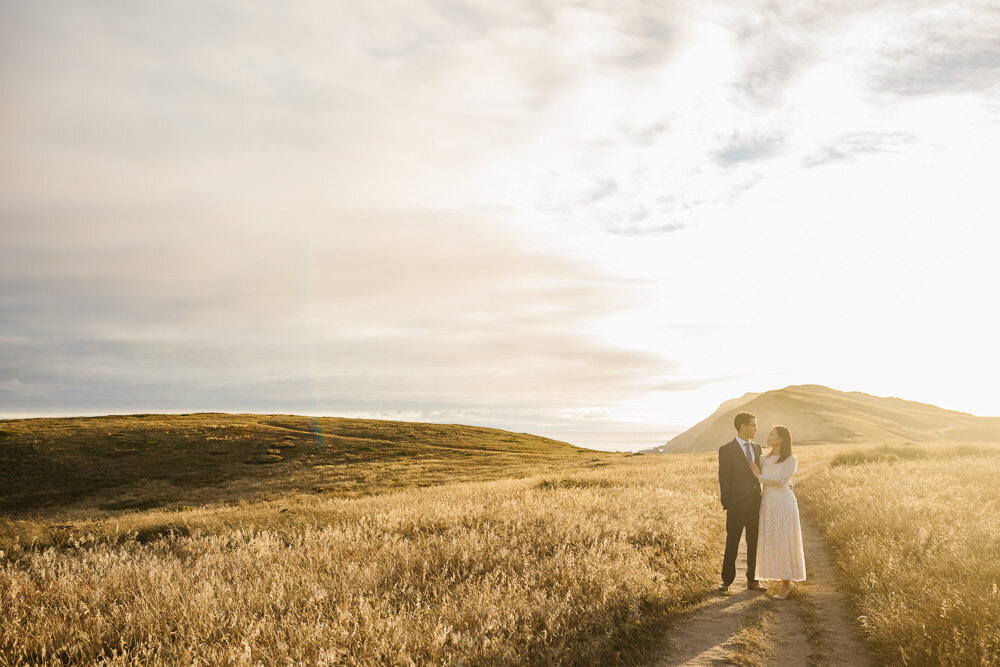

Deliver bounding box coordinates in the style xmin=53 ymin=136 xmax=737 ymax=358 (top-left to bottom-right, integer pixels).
xmin=760 ymin=456 xmax=797 ymax=485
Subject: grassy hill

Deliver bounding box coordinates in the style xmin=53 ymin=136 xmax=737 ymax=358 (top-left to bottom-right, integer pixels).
xmin=0 ymin=416 xmax=713 ymax=665
xmin=0 ymin=413 xmax=610 ymax=516
xmin=4 ymin=411 xmax=999 ymax=664
xmin=660 ymin=384 xmax=1000 ymax=453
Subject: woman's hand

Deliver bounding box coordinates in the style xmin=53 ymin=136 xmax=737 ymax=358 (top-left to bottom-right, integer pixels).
xmin=748 ymin=461 xmax=761 ymax=479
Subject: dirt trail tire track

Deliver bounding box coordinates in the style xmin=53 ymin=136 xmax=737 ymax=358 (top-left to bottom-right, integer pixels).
xmin=797 ymin=518 xmax=873 ymax=665
xmin=770 ymin=597 xmax=812 ymax=665
xmin=653 ymin=516 xmax=872 ymax=666
xmin=652 ymin=542 xmax=763 ymax=666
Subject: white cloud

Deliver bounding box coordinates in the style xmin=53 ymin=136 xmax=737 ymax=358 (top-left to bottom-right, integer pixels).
xmin=2 ymin=0 xmax=999 ymax=449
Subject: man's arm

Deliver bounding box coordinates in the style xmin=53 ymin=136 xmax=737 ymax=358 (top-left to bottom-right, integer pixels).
xmin=718 ymin=446 xmax=731 ymax=510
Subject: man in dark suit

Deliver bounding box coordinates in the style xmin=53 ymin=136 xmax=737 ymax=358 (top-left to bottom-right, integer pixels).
xmin=717 ymin=411 xmax=766 ymax=592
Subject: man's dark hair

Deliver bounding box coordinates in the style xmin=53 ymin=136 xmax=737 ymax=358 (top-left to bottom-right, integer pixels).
xmin=734 ymin=412 xmax=756 ymax=431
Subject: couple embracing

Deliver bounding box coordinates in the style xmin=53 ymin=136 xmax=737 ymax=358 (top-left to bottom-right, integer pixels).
xmin=717 ymin=411 xmax=805 ymax=599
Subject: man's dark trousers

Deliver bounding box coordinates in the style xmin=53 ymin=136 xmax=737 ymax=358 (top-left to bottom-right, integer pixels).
xmin=718 ymin=438 xmax=763 ymax=585
xmin=721 ymin=495 xmax=760 ymax=585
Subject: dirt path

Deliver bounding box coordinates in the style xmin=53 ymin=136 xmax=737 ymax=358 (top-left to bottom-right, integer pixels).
xmin=652 ymin=515 xmax=871 ymax=666
xmin=937 ymin=422 xmax=955 ymax=435
xmin=795 ymin=518 xmax=873 ymax=666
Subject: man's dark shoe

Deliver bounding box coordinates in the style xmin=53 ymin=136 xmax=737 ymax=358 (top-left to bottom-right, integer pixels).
xmin=717 ymin=583 xmax=732 ymax=592
xmin=746 ymin=581 xmax=767 ymax=591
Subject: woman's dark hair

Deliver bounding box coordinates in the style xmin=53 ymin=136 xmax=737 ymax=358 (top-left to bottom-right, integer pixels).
xmin=773 ymin=425 xmax=793 ymax=462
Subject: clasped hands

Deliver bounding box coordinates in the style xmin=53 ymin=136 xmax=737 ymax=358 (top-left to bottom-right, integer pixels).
xmin=748 ymin=460 xmax=793 ymax=488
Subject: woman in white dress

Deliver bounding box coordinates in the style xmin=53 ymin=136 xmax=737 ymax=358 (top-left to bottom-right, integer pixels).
xmin=748 ymin=425 xmax=805 ymax=599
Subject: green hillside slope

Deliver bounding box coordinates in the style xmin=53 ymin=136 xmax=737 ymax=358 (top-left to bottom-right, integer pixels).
xmin=0 ymin=413 xmax=604 ymax=516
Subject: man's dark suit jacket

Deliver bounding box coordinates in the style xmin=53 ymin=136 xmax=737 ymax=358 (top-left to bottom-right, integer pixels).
xmin=718 ymin=438 xmax=762 ymax=511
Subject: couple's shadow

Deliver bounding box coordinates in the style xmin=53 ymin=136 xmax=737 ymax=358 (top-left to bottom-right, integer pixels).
xmin=655 ymin=586 xmax=769 ymax=666
xmin=709 ymin=587 xmax=764 ymax=609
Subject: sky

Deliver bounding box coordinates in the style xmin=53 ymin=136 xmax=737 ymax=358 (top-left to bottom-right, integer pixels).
xmin=2 ymin=0 xmax=999 ymax=450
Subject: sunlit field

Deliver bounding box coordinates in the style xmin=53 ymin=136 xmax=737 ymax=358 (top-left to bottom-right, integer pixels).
xmin=5 ymin=413 xmax=999 ymax=665
xmin=0 ymin=450 xmax=721 ymax=665
xmin=798 ymin=442 xmax=1000 ymax=666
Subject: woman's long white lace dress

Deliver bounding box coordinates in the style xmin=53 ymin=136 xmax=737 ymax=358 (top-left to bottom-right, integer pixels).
xmin=755 ymin=454 xmax=806 ymax=581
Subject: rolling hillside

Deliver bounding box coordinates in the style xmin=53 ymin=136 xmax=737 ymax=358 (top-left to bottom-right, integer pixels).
xmin=659 ymin=384 xmax=1000 ymax=453
xmin=0 ymin=413 xmax=607 ymax=516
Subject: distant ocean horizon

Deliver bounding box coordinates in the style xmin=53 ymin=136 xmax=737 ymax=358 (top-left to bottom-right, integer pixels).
xmin=540 ymin=429 xmax=679 ymax=453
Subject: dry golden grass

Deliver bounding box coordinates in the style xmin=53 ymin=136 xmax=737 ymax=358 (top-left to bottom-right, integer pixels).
xmin=12 ymin=412 xmax=997 ymax=665
xmin=0 ymin=454 xmax=723 ymax=665
xmin=798 ymin=441 xmax=1000 ymax=665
